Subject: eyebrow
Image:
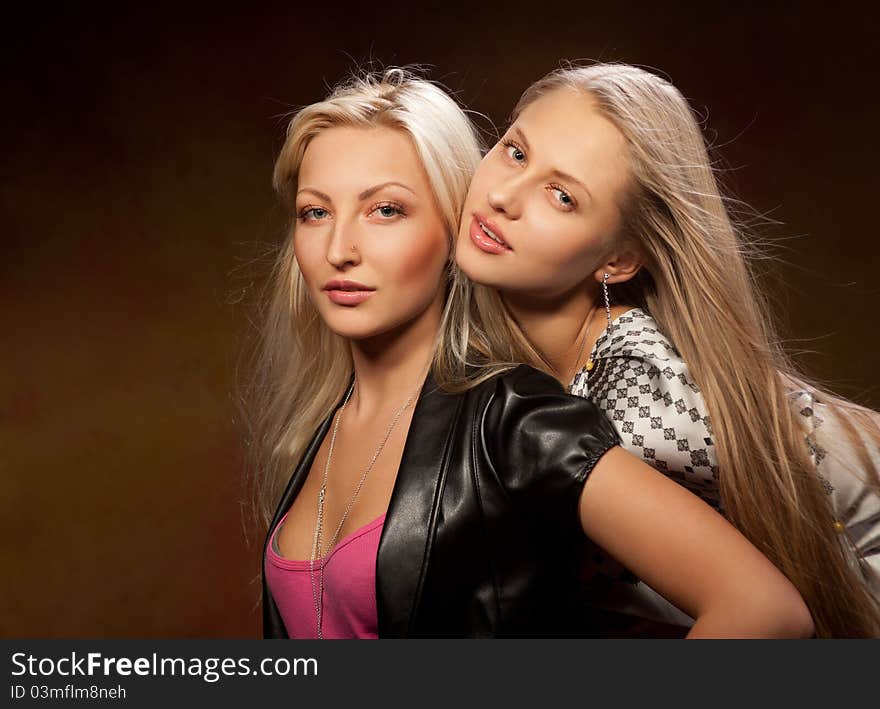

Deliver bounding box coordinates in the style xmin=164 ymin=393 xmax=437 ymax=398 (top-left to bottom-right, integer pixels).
xmin=296 ymin=187 xmax=332 ymax=202
xmin=296 ymin=181 xmax=417 ymax=203
xmin=511 ymin=125 xmax=532 ymax=153
xmin=358 ymin=181 xmax=416 ymax=201
xmin=511 ymin=125 xmax=594 ymax=202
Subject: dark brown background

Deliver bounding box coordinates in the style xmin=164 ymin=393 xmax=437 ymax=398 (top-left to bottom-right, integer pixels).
xmin=2 ymin=3 xmax=878 ymax=638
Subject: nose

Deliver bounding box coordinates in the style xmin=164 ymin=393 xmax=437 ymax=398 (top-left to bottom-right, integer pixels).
xmin=326 ymin=217 xmax=362 ymax=269
xmin=487 ymin=174 xmax=523 ymax=220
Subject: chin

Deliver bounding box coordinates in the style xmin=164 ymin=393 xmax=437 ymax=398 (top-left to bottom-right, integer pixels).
xmin=455 ymin=245 xmax=504 ymax=288
xmin=320 ymin=309 xmax=420 ymax=343
xmin=321 ymin=317 xmax=387 ymax=342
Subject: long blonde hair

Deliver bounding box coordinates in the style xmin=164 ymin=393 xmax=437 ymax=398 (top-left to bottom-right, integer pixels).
xmin=467 ymin=62 xmax=880 ymax=637
xmin=239 ymin=69 xmax=482 ymax=540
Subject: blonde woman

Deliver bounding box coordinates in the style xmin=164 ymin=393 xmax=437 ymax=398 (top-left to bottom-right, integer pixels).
xmin=455 ymin=62 xmax=880 ymax=637
xmin=243 ymin=69 xmax=812 ymax=638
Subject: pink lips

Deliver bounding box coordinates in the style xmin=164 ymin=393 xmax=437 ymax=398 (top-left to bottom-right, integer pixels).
xmin=468 ymin=213 xmax=512 ymax=254
xmin=323 ymin=279 xmax=375 ymax=306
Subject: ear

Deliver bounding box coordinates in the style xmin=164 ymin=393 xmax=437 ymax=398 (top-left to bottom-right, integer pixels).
xmin=592 ymin=245 xmax=643 ymax=285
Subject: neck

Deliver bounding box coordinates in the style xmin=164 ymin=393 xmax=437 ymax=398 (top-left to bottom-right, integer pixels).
xmin=347 ymin=297 xmax=443 ymax=416
xmin=502 ymin=284 xmax=601 ymax=382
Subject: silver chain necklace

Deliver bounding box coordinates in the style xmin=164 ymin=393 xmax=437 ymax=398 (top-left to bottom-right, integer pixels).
xmin=309 ymin=378 xmax=421 ymax=638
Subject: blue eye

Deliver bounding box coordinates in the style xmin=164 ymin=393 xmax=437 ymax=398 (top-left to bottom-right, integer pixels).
xmin=548 ymin=185 xmax=575 ymax=210
xmin=299 ymin=206 xmax=329 ymax=221
xmin=370 ymin=202 xmax=406 ymax=219
xmin=552 ymin=188 xmax=571 ymax=204
xmin=503 ymin=141 xmax=526 ymax=163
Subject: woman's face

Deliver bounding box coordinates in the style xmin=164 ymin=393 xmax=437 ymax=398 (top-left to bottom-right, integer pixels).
xmin=294 ymin=126 xmax=449 ymax=341
xmin=456 ymin=87 xmax=632 ymax=300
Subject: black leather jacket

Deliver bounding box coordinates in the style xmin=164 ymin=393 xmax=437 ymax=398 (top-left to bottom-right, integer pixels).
xmin=262 ymin=364 xmax=620 ymax=638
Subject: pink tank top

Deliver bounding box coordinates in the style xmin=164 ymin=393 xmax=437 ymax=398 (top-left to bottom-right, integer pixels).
xmin=264 ymin=508 xmax=386 ymax=638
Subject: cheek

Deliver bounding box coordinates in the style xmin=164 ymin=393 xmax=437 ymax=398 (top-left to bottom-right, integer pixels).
xmin=375 ymin=225 xmax=448 ymax=296
xmin=457 ymin=162 xmax=498 ymax=248
xmin=292 ymin=232 xmax=324 ymax=284
xmin=517 ymin=210 xmax=615 ymax=288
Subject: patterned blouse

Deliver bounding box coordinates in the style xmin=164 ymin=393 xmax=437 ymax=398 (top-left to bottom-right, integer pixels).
xmin=569 ymin=307 xmax=880 ymax=633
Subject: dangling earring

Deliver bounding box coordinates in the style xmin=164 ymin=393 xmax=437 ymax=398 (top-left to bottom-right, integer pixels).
xmin=584 ymin=273 xmax=613 ymax=377
xmin=602 ymin=272 xmax=613 ymax=330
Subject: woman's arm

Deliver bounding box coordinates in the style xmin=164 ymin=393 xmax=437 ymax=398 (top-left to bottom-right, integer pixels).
xmin=579 ymin=446 xmax=815 ymax=638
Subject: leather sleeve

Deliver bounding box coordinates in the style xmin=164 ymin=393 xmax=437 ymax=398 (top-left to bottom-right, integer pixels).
xmin=483 ymin=364 xmax=621 ymax=537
